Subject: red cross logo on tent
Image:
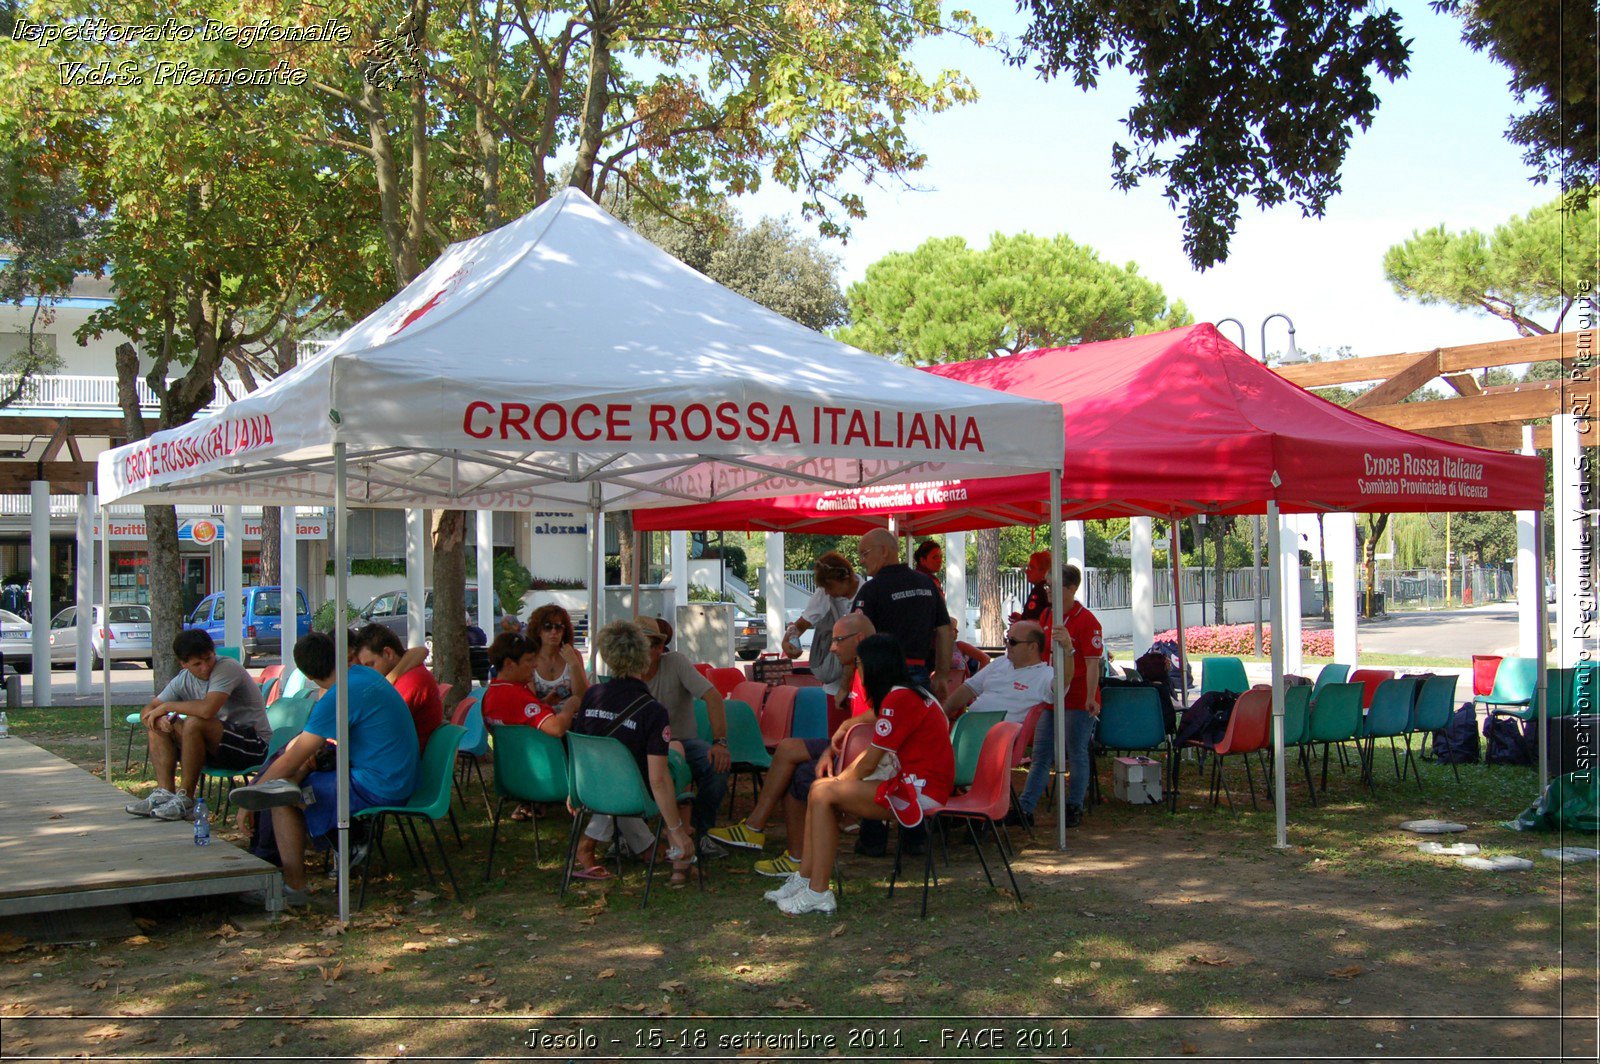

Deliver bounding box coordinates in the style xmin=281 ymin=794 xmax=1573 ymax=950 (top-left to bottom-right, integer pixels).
xmin=389 ymin=266 xmax=470 ymax=337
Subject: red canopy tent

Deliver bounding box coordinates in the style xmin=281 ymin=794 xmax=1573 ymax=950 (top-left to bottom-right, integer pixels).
xmin=637 ymin=324 xmax=1550 ymax=848
xmin=636 ymin=324 xmax=1544 ymax=531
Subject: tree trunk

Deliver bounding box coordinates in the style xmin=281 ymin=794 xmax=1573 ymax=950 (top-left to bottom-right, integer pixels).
xmin=976 ymin=526 xmax=1002 ymax=644
xmin=259 ymin=505 xmax=281 ymax=586
xmin=430 ymin=509 xmax=469 ymax=692
xmin=569 ymin=2 xmax=614 ymax=196
xmin=1362 ymin=514 xmax=1390 ymax=615
xmin=144 ymin=506 xmax=183 ymax=683
xmin=615 ymin=509 xmax=634 ymax=589
xmin=1317 ymin=513 xmax=1331 ymax=620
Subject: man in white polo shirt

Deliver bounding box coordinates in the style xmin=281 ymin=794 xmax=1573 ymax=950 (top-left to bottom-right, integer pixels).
xmin=942 ymin=620 xmax=1054 ymax=724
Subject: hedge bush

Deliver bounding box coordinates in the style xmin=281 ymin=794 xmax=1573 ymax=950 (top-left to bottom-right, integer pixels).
xmin=1151 ymin=623 xmax=1336 ymax=658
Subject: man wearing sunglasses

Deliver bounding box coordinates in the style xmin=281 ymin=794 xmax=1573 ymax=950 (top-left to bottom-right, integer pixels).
xmin=941 ymin=621 xmax=1055 ymax=725
xmin=636 ymin=615 xmax=730 ymax=858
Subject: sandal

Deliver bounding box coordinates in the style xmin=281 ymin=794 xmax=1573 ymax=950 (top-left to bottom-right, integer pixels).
xmin=572 ymin=865 xmax=614 ymax=882
xmin=510 ymin=804 xmax=535 ymax=822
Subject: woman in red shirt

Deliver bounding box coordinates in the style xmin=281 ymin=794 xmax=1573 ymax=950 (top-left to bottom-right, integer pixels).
xmin=768 ymin=634 xmax=954 ymax=916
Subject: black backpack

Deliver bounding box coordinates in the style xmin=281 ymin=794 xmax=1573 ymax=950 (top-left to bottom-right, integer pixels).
xmin=1432 ymin=701 xmax=1481 ymax=764
xmin=1483 ymin=714 xmax=1535 ymax=766
xmin=1175 ymin=690 xmax=1237 ymax=747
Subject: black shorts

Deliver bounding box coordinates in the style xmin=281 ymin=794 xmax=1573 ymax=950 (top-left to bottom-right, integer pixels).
xmin=209 ymin=719 xmax=269 ymax=771
xmin=788 ymin=738 xmax=834 ymax=802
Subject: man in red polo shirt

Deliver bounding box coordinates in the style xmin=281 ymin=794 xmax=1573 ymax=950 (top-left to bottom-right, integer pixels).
xmin=353 ymin=623 xmax=443 ymax=751
xmin=1015 ymin=564 xmax=1102 ymax=829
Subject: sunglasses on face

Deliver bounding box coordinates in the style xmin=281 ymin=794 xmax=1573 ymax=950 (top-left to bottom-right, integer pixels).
xmin=540 ymin=622 xmax=564 ymax=632
xmin=830 ymin=632 xmax=861 ymax=646
xmin=1005 ymin=637 xmax=1037 ymax=648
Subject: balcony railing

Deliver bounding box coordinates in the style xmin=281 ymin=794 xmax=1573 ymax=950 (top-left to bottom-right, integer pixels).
xmin=0 ymin=374 xmax=229 ymax=413
xmin=0 ymin=496 xmax=267 ymax=518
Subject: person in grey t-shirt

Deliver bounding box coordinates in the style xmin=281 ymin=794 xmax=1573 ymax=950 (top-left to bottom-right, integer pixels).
xmin=124 ymin=629 xmax=270 ymax=823
xmin=636 ymin=616 xmax=730 ymax=854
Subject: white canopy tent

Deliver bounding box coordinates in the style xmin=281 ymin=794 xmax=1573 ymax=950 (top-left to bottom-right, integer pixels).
xmin=98 ymin=188 xmax=1066 ymax=919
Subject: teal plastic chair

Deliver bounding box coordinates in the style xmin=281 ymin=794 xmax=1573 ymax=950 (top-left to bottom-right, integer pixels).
xmin=1201 ymin=656 xmax=1249 ymax=696
xmin=790 ymin=687 xmax=829 ymax=741
xmin=1413 ymin=675 xmax=1461 ymax=781
xmin=1095 ymin=686 xmax=1175 ymax=811
xmin=1361 ymin=677 xmax=1422 ymax=790
xmin=693 ymin=698 xmax=712 ymax=742
xmin=484 ymin=724 xmax=568 ymax=877
xmin=724 ymin=699 xmax=772 ymax=817
xmin=356 ymin=723 xmax=466 ymax=909
xmin=1307 ymin=682 xmax=1365 ymax=794
xmin=1477 ymin=656 xmax=1538 ymax=720
xmin=202 ymin=694 xmax=317 ymax=814
xmin=951 ymin=710 xmax=1005 ymax=790
xmin=1313 ymin=663 xmax=1350 ymax=697
xmin=1280 ymin=685 xmax=1316 ymax=803
xmin=1549 ymin=663 xmax=1597 ymax=718
xmin=562 ymin=732 xmax=700 ymax=907
xmin=453 ymin=701 xmax=492 ymax=821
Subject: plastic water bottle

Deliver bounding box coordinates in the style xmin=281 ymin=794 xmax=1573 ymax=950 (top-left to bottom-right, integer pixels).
xmin=193 ymin=797 xmax=210 ymax=846
xmin=0 ymin=711 xmax=8 ymax=739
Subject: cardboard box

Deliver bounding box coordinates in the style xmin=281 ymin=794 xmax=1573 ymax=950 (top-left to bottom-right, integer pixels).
xmin=1113 ymin=755 xmax=1165 ymax=804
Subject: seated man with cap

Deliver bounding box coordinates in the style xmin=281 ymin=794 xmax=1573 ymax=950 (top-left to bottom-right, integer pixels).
xmin=636 ymin=615 xmax=731 ymax=857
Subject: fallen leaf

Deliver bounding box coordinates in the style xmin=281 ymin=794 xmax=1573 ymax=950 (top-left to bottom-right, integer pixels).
xmin=1089 ymin=961 xmax=1102 ymax=970
xmin=123 ymin=935 xmax=150 ymax=947
xmin=417 ymin=924 xmax=443 ymax=935
xmin=773 ymin=997 xmax=808 ymax=1010
xmin=879 ymin=992 xmax=905 ymax=1004
xmin=411 ymin=889 xmax=438 ymax=904
xmin=365 ymin=962 xmax=394 ymax=975
xmin=82 ymin=978 xmax=107 ymax=991
xmin=829 ymin=923 xmax=847 ymax=939
xmin=620 ymin=1003 xmax=650 ymax=1012
xmin=1328 ymin=966 xmax=1364 ymax=979
xmin=318 ymin=961 xmax=345 ymax=984
xmin=85 ymin=1024 xmax=124 ymax=1043
xmin=1181 ymin=1041 xmax=1200 ymax=1055
xmin=320 ymin=921 xmax=349 ymax=938
xmin=92 ymin=958 xmax=124 ymax=970
xmin=461 ymin=907 xmax=477 ymax=920
xmin=208 ymin=923 xmax=241 ymax=940
xmin=1186 ymin=955 xmax=1232 ymax=968
xmin=873 ymin=968 xmax=916 ymax=980
xmin=578 ymin=917 xmax=597 ymax=927
xmin=171 ymin=1032 xmax=189 ymax=1047
xmin=269 ymin=1032 xmax=286 ymax=1048
xmin=658 ymin=980 xmax=686 ymax=993
xmin=732 ymin=965 xmax=752 ymax=975
xmin=401 ymin=942 xmax=429 ymax=953
xmin=134 ymin=917 xmax=158 ymax=931
xmin=598 ymin=969 xmax=617 ymax=980
xmin=483 ymin=995 xmax=509 ymax=1010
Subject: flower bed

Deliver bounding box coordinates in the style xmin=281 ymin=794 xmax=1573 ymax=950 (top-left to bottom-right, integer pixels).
xmin=1151 ymin=623 xmax=1335 ymax=658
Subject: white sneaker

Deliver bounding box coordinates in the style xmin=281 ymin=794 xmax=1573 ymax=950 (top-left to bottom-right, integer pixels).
xmin=229 ymin=778 xmax=308 ymax=812
xmin=763 ymin=872 xmax=807 ymax=903
xmin=777 ymin=885 xmax=837 ymax=916
xmin=125 ymin=787 xmax=175 ymax=817
xmin=152 ymin=793 xmax=196 ymax=821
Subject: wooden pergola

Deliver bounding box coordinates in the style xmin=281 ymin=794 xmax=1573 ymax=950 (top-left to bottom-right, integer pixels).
xmin=0 ymin=416 xmax=136 ymax=494
xmin=1275 ymin=332 xmax=1593 ymax=451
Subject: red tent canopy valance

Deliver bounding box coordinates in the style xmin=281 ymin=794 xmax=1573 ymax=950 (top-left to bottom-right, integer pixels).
xmin=635 ymin=324 xmax=1545 ymax=533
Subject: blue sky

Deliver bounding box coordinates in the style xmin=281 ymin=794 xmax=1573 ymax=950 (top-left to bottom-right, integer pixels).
xmin=740 ymin=1 xmax=1553 ymax=361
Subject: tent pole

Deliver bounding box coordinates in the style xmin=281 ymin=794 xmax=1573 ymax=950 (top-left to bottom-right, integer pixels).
xmin=100 ymin=503 xmax=112 ymax=780
xmin=1533 ymin=509 xmax=1549 ymax=793
xmin=1169 ymin=520 xmax=1189 ymax=706
xmin=588 ymin=483 xmax=602 ymax=675
xmin=334 ymin=442 xmax=351 ymax=923
xmin=1267 ymin=499 xmax=1289 ymax=849
xmin=1049 ymin=472 xmax=1066 ymax=852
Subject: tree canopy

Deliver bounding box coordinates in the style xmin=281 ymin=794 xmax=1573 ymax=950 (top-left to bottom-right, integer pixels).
xmin=1014 ymin=0 xmax=1410 ymax=270
xmin=838 ymin=232 xmax=1188 ymax=364
xmin=1382 ymin=192 xmax=1597 ymax=335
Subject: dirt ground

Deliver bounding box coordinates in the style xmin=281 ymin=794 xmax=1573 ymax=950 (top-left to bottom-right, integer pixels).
xmin=1 ymin=717 xmax=1596 ymax=1062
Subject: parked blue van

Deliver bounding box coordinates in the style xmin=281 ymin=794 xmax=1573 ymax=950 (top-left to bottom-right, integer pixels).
xmin=186 ymin=586 xmax=312 ymax=665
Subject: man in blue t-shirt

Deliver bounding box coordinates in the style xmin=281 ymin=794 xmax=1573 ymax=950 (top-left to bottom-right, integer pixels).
xmin=230 ymin=632 xmax=420 ymax=907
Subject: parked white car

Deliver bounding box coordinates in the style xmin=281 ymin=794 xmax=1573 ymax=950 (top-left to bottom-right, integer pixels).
xmin=50 ymin=604 xmax=154 ymax=668
xmin=0 ymin=610 xmax=34 ymax=672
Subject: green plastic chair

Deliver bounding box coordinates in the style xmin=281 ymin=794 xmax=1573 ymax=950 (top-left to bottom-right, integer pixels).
xmin=484 ymin=724 xmax=568 ymax=877
xmin=1307 ymin=682 xmax=1365 ymax=794
xmin=1277 ymin=685 xmax=1317 ymax=803
xmin=1312 ymin=663 xmax=1350 ymax=697
xmin=356 ymin=723 xmax=466 ymax=909
xmin=1477 ymin=656 xmax=1538 ymax=720
xmin=200 ymin=694 xmax=316 ymax=814
xmin=1095 ymin=686 xmax=1175 ymax=811
xmin=1362 ymin=678 xmax=1422 ymax=790
xmin=1548 ymin=663 xmax=1598 ymax=718
xmin=562 ymin=732 xmax=699 ymax=906
xmin=1412 ymin=675 xmax=1461 ymax=780
xmin=951 ymin=710 xmax=1005 ymax=790
xmin=1201 ymin=656 xmax=1249 ymax=696
xmin=723 ymin=698 xmax=772 ymax=817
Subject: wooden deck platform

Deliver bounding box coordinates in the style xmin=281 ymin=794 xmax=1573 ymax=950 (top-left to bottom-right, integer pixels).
xmin=0 ymin=737 xmax=282 ymax=917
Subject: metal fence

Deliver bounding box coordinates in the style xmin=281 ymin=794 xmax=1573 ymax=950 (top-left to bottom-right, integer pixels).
xmin=1375 ymin=566 xmax=1515 ymax=611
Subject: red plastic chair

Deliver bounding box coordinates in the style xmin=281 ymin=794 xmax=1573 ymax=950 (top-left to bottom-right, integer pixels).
xmin=450 ymin=693 xmax=479 ymax=726
xmin=730 ymin=680 xmax=768 ymax=718
xmin=708 ymin=667 xmax=746 ymax=697
xmin=837 ymin=720 xmax=874 ymax=772
xmin=437 ymin=683 xmax=454 ymax=708
xmin=257 ymin=664 xmax=283 ymax=685
xmin=931 ymin=721 xmax=1025 ymax=912
xmin=1191 ymin=688 xmax=1272 ymax=811
xmin=758 ymin=685 xmax=797 ymax=749
xmin=693 ymin=662 xmax=714 ymax=681
xmin=263 ymin=677 xmax=284 ymax=705
xmin=1348 ymin=669 xmax=1395 ymax=708
xmin=1471 ymin=655 xmax=1503 ymax=697
xmin=1012 ymin=702 xmax=1048 ymax=769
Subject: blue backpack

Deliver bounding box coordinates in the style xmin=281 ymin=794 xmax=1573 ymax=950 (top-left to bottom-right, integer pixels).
xmin=1432 ymin=702 xmax=1480 ymax=765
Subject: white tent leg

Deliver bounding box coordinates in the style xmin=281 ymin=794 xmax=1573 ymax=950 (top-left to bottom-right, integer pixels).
xmin=587 ymin=485 xmax=603 ymax=675
xmin=945 ymin=532 xmax=968 ymax=632
xmin=100 ymin=504 xmax=111 ymax=778
xmin=1268 ymin=500 xmax=1288 ymax=849
xmin=1049 ymin=472 xmax=1066 ymax=852
xmin=281 ymin=507 xmax=299 ymax=668
xmin=30 ymin=480 xmax=50 ymax=708
xmin=1169 ymin=520 xmax=1189 ymax=706
xmin=765 ymin=533 xmax=786 ymax=648
xmin=1516 ymin=425 xmax=1539 ymax=658
xmin=666 ymin=531 xmax=687 ymax=637
xmin=405 ymin=509 xmax=427 ymax=649
xmin=1130 ymin=517 xmax=1153 ymax=653
xmin=1064 ymin=521 xmax=1085 ymax=569
xmin=334 ymin=443 xmax=351 ymax=924
xmin=1552 ymin=414 xmax=1581 ymax=668
xmin=224 ymin=504 xmax=244 ymax=654
xmin=75 ymin=485 xmax=94 ymax=697
xmin=1329 ymin=513 xmax=1358 ymax=665
xmin=476 ymin=511 xmax=495 ymax=634
xmin=1533 ymin=510 xmax=1550 ymax=794
xmin=1281 ymin=513 xmax=1303 ymax=677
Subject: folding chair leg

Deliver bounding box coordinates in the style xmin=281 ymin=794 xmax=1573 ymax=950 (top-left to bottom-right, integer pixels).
xmin=964 ymin=818 xmax=995 ymax=888
xmin=426 ymin=817 xmax=464 ymax=900
xmin=641 ymin=818 xmax=665 ymax=910
xmin=918 ymin=838 xmax=935 ymax=920
xmin=559 ymin=809 xmax=586 ymax=898
xmin=358 ymin=813 xmax=383 ymax=910
xmin=1244 ymin=753 xmax=1259 ymax=810
xmin=124 ymin=725 xmax=136 ymax=773
xmin=989 ymin=817 xmax=1023 ymax=904
xmin=472 ymin=758 xmax=491 ymax=818
xmin=1299 ymin=747 xmax=1318 ymax=806
xmin=406 ymin=818 xmax=438 ymax=886
xmin=448 ymin=807 xmax=464 ymax=849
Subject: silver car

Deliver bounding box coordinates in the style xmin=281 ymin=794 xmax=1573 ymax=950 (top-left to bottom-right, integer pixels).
xmin=50 ymin=604 xmax=154 ymax=668
xmin=357 ymin=586 xmax=502 ymax=643
xmin=0 ymin=609 xmax=33 ymax=672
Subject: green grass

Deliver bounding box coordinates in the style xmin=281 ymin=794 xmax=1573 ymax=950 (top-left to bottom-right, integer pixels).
xmin=2 ymin=715 xmax=1591 ymax=1061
